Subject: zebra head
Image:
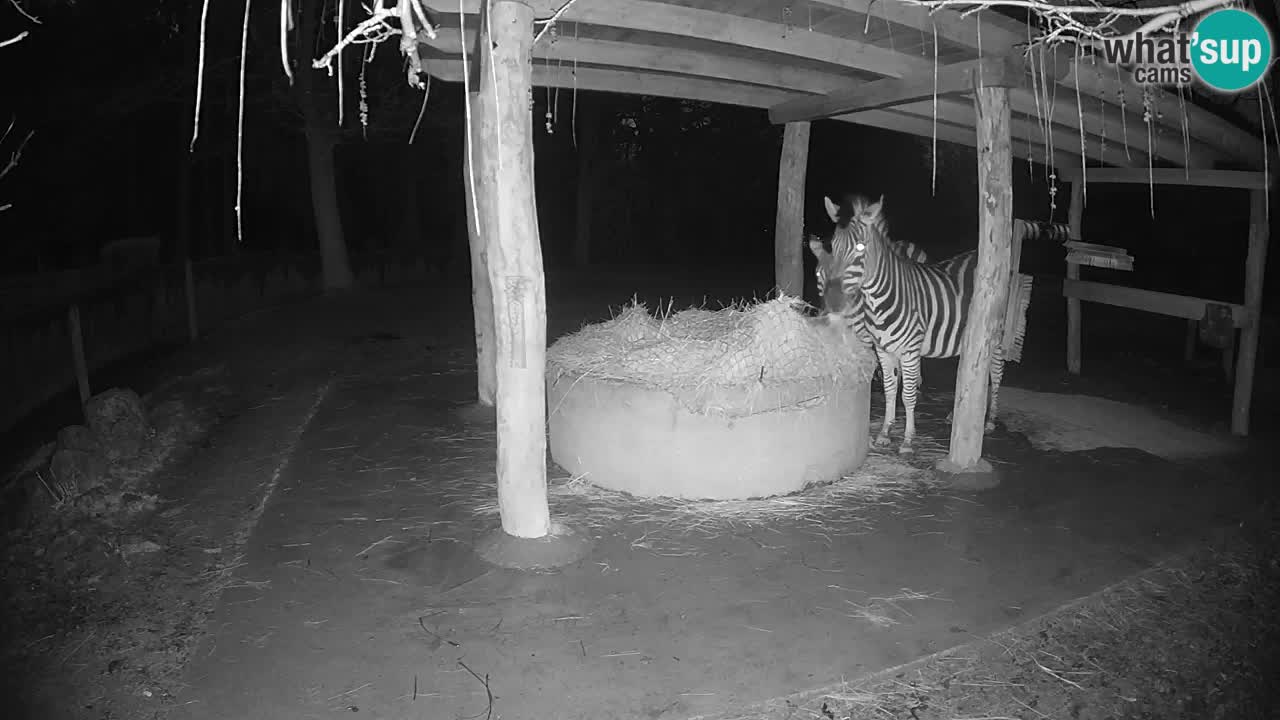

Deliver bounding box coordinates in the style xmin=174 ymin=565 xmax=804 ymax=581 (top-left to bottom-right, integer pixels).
xmin=807 ymin=194 xmax=887 ymax=320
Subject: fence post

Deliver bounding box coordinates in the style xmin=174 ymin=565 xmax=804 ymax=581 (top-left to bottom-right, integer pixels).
xmin=67 ymin=304 xmax=91 ymax=410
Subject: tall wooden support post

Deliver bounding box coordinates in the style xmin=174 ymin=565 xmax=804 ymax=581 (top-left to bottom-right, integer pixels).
xmin=940 ymin=85 xmax=1013 ymax=478
xmin=482 ymin=0 xmax=551 ymax=539
xmin=1065 ymin=181 xmax=1084 ymax=375
xmin=774 ymin=121 xmax=810 ymax=297
xmin=1231 ymin=189 xmax=1269 ymax=436
xmin=463 ymin=27 xmax=498 ymax=408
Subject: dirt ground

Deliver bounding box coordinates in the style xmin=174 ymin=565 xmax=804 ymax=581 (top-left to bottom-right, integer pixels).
xmin=1 ymin=269 xmax=1277 ymax=720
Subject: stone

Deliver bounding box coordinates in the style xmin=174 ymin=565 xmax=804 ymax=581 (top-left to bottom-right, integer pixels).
xmin=84 ymin=388 xmax=153 ymax=462
xmin=48 ymin=447 xmax=108 ymax=497
xmin=57 ymin=424 xmax=103 ymax=455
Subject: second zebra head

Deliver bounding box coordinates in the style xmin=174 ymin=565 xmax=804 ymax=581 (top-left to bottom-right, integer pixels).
xmin=807 ymin=193 xmax=892 ymax=320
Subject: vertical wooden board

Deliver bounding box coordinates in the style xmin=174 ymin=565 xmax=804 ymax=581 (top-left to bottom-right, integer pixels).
xmin=464 ymin=23 xmax=498 ymax=407
xmin=946 ymin=86 xmax=1013 ymax=471
xmin=774 ymin=121 xmax=810 ymax=297
xmin=1232 ymin=188 xmax=1269 ymax=436
xmin=1066 ymin=181 xmax=1084 ymax=375
xmin=483 ymin=0 xmax=552 ymax=538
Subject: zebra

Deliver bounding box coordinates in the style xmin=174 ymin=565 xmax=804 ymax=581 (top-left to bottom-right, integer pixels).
xmin=808 ymin=194 xmax=1069 ymax=455
xmin=807 ymin=193 xmax=928 ymax=350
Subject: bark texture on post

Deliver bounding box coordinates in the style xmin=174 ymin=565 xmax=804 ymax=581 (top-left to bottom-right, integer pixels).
xmin=1232 ymin=188 xmax=1269 ymax=436
xmin=464 ymin=39 xmax=498 ymax=407
xmin=774 ymin=121 xmax=810 ymax=297
xmin=944 ymin=86 xmax=1013 ymax=472
xmin=1066 ymin=181 xmax=1084 ymax=375
xmin=483 ymin=0 xmax=552 ymax=538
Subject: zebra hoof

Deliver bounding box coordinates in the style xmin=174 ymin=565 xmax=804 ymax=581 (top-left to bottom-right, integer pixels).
xmin=873 ymin=435 xmax=892 ymax=449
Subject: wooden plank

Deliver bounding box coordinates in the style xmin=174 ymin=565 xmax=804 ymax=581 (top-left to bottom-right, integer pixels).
xmin=421 ymin=0 xmax=933 ymax=78
xmin=1056 ymin=166 xmax=1269 ymax=190
xmin=775 ymin=122 xmax=809 ymax=297
xmin=430 ymin=28 xmax=1208 ymax=167
xmin=1066 ymin=181 xmax=1084 ymax=375
xmin=427 ymin=29 xmax=860 ymax=97
xmin=463 ymin=35 xmax=497 ymax=407
xmin=1008 ymin=87 xmax=1221 ymax=169
xmin=483 ymin=0 xmax=552 ymax=538
xmin=1063 ymin=279 xmax=1247 ymax=325
xmin=942 ymin=85 xmax=1013 ymax=475
xmin=424 ymin=60 xmax=1076 ymax=166
xmin=1232 ymin=189 xmax=1269 ymax=436
xmin=810 ymin=2 xmax=1018 ymax=54
xmin=1058 ymin=54 xmax=1265 ymax=168
xmin=884 ymin=95 xmax=1149 ymax=168
xmin=838 ymin=107 xmax=1081 ymax=168
xmin=67 ymin=304 xmax=91 ymax=408
xmin=769 ymin=55 xmax=1025 ymax=124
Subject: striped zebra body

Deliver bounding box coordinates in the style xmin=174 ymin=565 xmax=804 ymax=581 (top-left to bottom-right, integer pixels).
xmin=809 ymin=194 xmax=1069 ymax=455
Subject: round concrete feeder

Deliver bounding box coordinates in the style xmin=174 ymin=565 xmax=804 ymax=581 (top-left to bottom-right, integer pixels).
xmin=547 ymin=372 xmax=870 ymax=500
xmin=543 ymin=298 xmax=875 ymax=501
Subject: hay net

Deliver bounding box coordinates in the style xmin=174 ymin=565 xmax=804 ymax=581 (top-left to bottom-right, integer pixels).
xmin=547 ymin=296 xmax=877 ymax=417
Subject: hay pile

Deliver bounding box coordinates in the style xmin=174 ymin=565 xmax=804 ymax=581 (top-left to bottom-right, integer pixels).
xmin=547 ymin=297 xmax=877 ymax=417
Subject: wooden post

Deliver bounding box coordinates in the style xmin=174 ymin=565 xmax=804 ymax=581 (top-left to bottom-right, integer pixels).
xmin=1231 ymin=189 xmax=1269 ymax=436
xmin=1066 ymin=181 xmax=1084 ymax=375
xmin=481 ymin=0 xmax=552 ymax=538
xmin=463 ymin=24 xmax=498 ymax=407
xmin=67 ymin=305 xmax=91 ymax=407
xmin=943 ymin=85 xmax=1013 ymax=472
xmin=184 ymin=258 xmax=199 ymax=342
xmin=774 ymin=121 xmax=810 ymax=297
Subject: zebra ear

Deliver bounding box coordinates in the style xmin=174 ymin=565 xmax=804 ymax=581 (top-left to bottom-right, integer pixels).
xmin=807 ymin=237 xmax=826 ymax=260
xmin=823 ymin=196 xmax=840 ymax=224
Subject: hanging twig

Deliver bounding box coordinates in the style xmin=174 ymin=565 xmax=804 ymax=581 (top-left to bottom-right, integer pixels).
xmin=279 ymin=0 xmax=294 ymax=85
xmin=190 ymin=0 xmax=213 ymax=151
xmin=236 ymin=0 xmax=252 ymax=245
xmin=533 ymin=0 xmax=583 ymax=46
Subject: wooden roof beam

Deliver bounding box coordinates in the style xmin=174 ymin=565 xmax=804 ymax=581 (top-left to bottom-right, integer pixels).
xmin=425 ymin=29 xmax=1224 ymax=169
xmin=423 ymin=59 xmax=1081 ymax=168
xmin=809 ymin=2 xmax=1020 ymax=54
xmin=421 ymin=0 xmax=933 ymax=78
xmin=878 ymin=96 xmax=1150 ymax=168
xmin=769 ymin=54 xmax=1029 ymax=124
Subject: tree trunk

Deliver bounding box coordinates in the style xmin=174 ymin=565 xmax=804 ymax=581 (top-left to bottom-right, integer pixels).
xmin=482 ymin=0 xmax=551 ymax=539
xmin=297 ymin=0 xmax=354 ymax=291
xmin=464 ymin=72 xmax=498 ymax=406
xmin=942 ymin=85 xmax=1013 ymax=473
xmin=774 ymin=121 xmax=809 ymax=297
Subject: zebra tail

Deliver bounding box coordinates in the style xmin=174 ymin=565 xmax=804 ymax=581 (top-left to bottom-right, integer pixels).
xmin=1016 ymin=219 xmax=1073 ymax=244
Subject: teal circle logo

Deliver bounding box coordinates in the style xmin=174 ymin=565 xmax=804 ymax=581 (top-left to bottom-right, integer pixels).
xmin=1191 ymin=8 xmax=1273 ymax=92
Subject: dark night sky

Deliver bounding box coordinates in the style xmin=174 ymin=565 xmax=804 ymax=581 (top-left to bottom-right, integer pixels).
xmin=0 ymin=0 xmax=1275 ymax=313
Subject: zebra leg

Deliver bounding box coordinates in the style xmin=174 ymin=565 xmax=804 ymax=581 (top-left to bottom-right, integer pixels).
xmin=986 ymin=343 xmax=1006 ymax=433
xmin=898 ymin=352 xmax=923 ymax=455
xmin=873 ymin=347 xmax=899 ymax=448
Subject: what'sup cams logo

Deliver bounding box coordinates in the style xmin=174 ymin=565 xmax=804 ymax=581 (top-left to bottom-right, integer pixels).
xmin=1097 ymin=7 xmax=1273 ymax=92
